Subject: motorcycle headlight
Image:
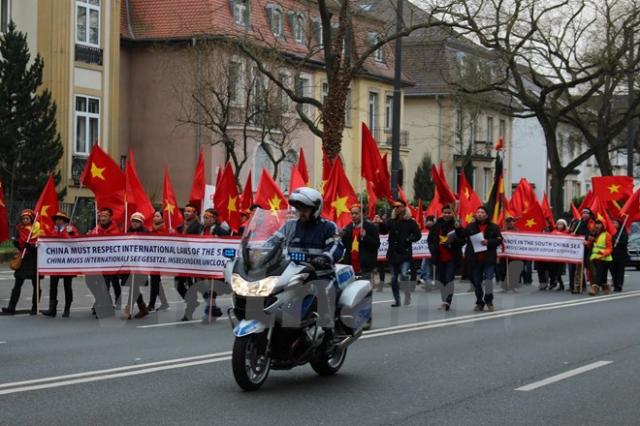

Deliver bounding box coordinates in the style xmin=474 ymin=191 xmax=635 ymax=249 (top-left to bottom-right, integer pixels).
xmin=231 ymin=274 xmax=279 ymax=297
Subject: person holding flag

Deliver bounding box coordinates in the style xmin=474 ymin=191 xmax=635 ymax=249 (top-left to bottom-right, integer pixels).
xmin=41 ymin=212 xmax=78 ymax=317
xmin=547 ymin=219 xmax=569 ymax=292
xmin=341 ymin=203 xmax=381 ymax=280
xmin=2 ymin=210 xmax=41 ymax=315
xmin=610 ymin=218 xmax=629 ymax=292
xmin=175 ymin=203 xmax=203 ymax=321
xmin=568 ymin=208 xmax=595 ymax=293
xmin=148 ymin=210 xmax=170 ymax=312
xmin=587 ymin=219 xmax=614 ymax=296
xmin=121 ymin=212 xmax=150 ymax=320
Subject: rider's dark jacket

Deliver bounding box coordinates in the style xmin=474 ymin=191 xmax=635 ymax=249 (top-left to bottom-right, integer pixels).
xmin=272 ymin=217 xmax=345 ymax=263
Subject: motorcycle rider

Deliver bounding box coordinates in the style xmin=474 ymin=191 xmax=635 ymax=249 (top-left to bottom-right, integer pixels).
xmin=268 ymin=187 xmax=344 ymax=328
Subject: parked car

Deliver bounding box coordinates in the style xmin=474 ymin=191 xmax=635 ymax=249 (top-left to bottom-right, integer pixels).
xmin=627 ymin=232 xmax=640 ymax=270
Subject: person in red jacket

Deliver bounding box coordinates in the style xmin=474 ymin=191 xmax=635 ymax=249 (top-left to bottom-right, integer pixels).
xmin=41 ymin=212 xmax=78 ymax=317
xmin=1 ymin=210 xmax=41 ymax=315
xmin=87 ymin=208 xmax=122 ymax=318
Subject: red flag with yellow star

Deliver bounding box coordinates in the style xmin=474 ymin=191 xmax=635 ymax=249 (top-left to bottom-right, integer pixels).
xmin=125 ymin=150 xmax=155 ymax=227
xmin=34 ymin=175 xmax=59 ymax=236
xmin=214 ymin=162 xmax=241 ymax=232
xmin=431 ymin=165 xmax=456 ymax=206
xmin=458 ymin=171 xmax=482 ymax=226
xmin=162 ymin=167 xmax=183 ymax=231
xmin=322 ymin=158 xmax=358 ymax=228
xmin=289 ymin=164 xmax=306 ymax=195
xmin=425 ymin=188 xmax=442 ymax=219
xmin=592 ymin=176 xmax=633 ymax=202
xmin=540 ymin=193 xmax=555 ymax=228
xmin=0 ymin=178 xmax=8 ymax=242
xmin=510 ymin=178 xmax=537 ymax=217
xmin=189 ymin=149 xmax=206 ymax=211
xmin=79 ymin=144 xmax=126 ymax=225
xmin=515 ymin=201 xmax=546 ymax=232
xmin=239 ymin=171 xmax=253 ymax=213
xmin=415 ymin=199 xmax=425 ymax=230
xmin=590 ymin=195 xmax=616 ymax=235
xmin=620 ymin=188 xmax=640 ymax=230
xmin=297 ymin=147 xmax=310 ymax=187
xmin=366 ymin=180 xmax=378 ymax=220
xmin=361 ymin=123 xmax=385 ymax=183
xmin=255 ymin=169 xmax=287 ymax=212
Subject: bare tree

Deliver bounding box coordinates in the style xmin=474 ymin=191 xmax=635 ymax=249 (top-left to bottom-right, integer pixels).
xmin=235 ymin=0 xmax=456 ymax=160
xmin=432 ymin=0 xmax=640 ymax=215
xmin=173 ymin=41 xmax=300 ymax=184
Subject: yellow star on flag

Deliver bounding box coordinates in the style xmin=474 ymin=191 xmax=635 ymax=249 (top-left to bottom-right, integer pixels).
xmin=464 ymin=188 xmax=470 ymax=200
xmin=164 ymin=201 xmax=175 ymax=214
xmin=331 ymin=195 xmax=349 ymax=216
xmin=608 ymin=184 xmax=620 ymax=194
xmin=351 ymin=238 xmax=360 ymax=252
xmin=439 ymin=235 xmax=448 ymax=244
xmin=40 ymin=205 xmax=50 ymax=217
xmin=596 ymin=213 xmax=604 ymax=221
xmin=465 ymin=213 xmax=474 ymax=224
xmin=268 ymin=195 xmax=282 ymax=212
xmin=227 ymin=196 xmax=238 ymax=213
xmin=525 ymin=218 xmax=536 ymax=228
xmin=90 ymin=162 xmax=106 ymax=180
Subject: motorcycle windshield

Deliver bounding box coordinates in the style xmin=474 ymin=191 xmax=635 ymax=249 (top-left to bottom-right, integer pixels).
xmin=240 ymin=208 xmax=297 ymax=273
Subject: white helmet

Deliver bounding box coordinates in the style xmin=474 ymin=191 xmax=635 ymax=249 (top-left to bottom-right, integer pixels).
xmin=289 ymin=187 xmax=323 ymax=218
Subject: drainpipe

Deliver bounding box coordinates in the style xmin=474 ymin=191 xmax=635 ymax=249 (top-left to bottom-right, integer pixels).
xmin=193 ymin=38 xmax=202 ymax=162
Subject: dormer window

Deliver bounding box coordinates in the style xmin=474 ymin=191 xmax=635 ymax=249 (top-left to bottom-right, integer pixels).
xmin=230 ymin=0 xmax=250 ymax=28
xmin=368 ymin=32 xmax=384 ymax=63
xmin=266 ymin=5 xmax=283 ymax=37
xmin=289 ymin=12 xmax=306 ymax=44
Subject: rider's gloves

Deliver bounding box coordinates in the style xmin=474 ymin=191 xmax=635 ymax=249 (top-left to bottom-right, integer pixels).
xmin=310 ymin=255 xmax=330 ymax=269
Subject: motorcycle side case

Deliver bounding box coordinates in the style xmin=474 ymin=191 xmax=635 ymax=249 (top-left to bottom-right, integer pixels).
xmin=337 ymin=280 xmax=372 ymax=332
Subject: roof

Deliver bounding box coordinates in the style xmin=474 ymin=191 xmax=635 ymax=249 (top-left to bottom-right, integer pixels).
xmin=121 ymin=0 xmax=409 ymax=84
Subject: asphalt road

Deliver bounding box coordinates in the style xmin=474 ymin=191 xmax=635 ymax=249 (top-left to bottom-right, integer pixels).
xmin=1 ymin=268 xmax=640 ymax=425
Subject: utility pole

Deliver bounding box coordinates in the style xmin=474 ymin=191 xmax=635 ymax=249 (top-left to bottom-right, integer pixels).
xmin=390 ymin=0 xmax=403 ymax=200
xmin=627 ymin=30 xmax=636 ymax=178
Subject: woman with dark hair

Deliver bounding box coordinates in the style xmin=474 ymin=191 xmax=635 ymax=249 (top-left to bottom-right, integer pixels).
xmin=2 ymin=210 xmax=41 ymax=315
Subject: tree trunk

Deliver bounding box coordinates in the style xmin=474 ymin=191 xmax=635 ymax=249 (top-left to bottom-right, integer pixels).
xmin=549 ymin=173 xmax=567 ymax=219
xmin=321 ymin=77 xmax=349 ymax=159
xmin=593 ymin=141 xmax=614 ymax=176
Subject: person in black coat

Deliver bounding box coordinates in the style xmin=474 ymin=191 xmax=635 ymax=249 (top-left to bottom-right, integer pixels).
xmin=428 ymin=206 xmax=463 ymax=310
xmin=455 ymin=206 xmax=503 ymax=312
xmin=610 ymin=218 xmax=628 ymax=292
xmin=175 ymin=203 xmax=203 ymax=319
xmin=375 ymin=200 xmax=422 ymax=307
xmin=341 ymin=205 xmax=380 ymax=279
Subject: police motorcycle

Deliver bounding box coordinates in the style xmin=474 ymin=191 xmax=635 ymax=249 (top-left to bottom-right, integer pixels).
xmin=224 ymin=209 xmax=372 ymax=391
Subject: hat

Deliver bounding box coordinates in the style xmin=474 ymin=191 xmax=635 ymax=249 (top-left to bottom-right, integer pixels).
xmin=130 ymin=212 xmax=145 ymax=223
xmin=52 ymin=211 xmax=70 ymax=222
xmin=350 ymin=203 xmax=362 ymax=210
xmin=393 ymin=200 xmax=406 ymax=207
xmin=581 ymin=208 xmax=593 ymax=215
xmin=556 ymin=218 xmax=568 ymax=228
xmin=20 ymin=209 xmax=35 ymax=219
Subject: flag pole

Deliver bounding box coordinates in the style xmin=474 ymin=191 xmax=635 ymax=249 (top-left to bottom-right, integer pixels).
xmin=614 ymin=214 xmax=629 ymax=247
xmin=94 ymin=200 xmax=98 ymax=234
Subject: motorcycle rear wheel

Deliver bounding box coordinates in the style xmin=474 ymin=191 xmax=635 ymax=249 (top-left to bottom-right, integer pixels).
xmin=310 ymin=347 xmax=347 ymax=376
xmin=232 ymin=334 xmax=270 ymax=391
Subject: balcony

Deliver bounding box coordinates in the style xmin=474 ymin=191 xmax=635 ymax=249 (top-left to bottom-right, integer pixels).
xmin=75 ymin=44 xmax=103 ymax=65
xmin=370 ymin=128 xmax=408 ymax=148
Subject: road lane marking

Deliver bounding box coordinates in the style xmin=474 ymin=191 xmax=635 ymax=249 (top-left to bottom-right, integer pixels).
xmin=515 ymin=361 xmax=613 ymax=391
xmin=0 ymin=290 xmax=638 ymax=395
xmin=136 ymin=319 xmax=201 ymax=328
xmin=363 ymin=290 xmax=640 ymax=338
xmin=0 ymin=356 xmax=232 ymax=396
xmin=0 ymin=351 xmax=231 ymax=391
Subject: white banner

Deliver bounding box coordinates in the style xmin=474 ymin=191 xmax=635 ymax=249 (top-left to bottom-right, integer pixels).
xmin=377 ymin=232 xmax=431 ymax=261
xmin=37 ymin=235 xmax=240 ymax=278
xmin=500 ymin=231 xmax=584 ymax=264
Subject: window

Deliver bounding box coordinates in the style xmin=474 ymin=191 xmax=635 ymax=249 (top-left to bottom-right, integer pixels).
xmin=290 ymin=13 xmax=305 ymax=43
xmin=74 ymin=95 xmax=100 ymax=156
xmin=499 ymin=119 xmax=506 ymax=138
xmin=483 ymin=168 xmax=492 ymax=201
xmin=368 ymin=91 xmax=379 ymax=132
xmin=278 ymin=149 xmax=298 ymax=192
xmin=384 ymin=95 xmax=393 ymax=130
xmin=322 ymin=82 xmax=329 ymax=106
xmin=232 ymin=0 xmax=250 ymax=28
xmin=486 ymin=116 xmax=494 ymax=143
xmin=228 ymin=60 xmax=243 ymax=106
xmin=277 ymin=72 xmax=290 ymax=112
xmin=249 ymin=67 xmax=266 ymax=123
xmin=1 ymin=0 xmax=9 ymax=34
xmin=368 ymin=32 xmax=384 ymax=63
xmin=269 ymin=7 xmax=283 ymax=37
xmin=313 ymin=20 xmax=323 ymax=48
xmin=295 ymin=75 xmax=311 ymax=115
xmin=76 ymin=0 xmax=100 ymax=47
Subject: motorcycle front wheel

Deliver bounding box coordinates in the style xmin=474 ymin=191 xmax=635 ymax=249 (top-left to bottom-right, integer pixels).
xmin=310 ymin=346 xmax=347 ymax=376
xmin=232 ymin=334 xmax=270 ymax=391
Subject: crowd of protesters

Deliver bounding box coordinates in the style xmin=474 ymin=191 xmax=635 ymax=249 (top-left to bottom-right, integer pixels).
xmin=0 ymin=199 xmax=632 ymax=320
